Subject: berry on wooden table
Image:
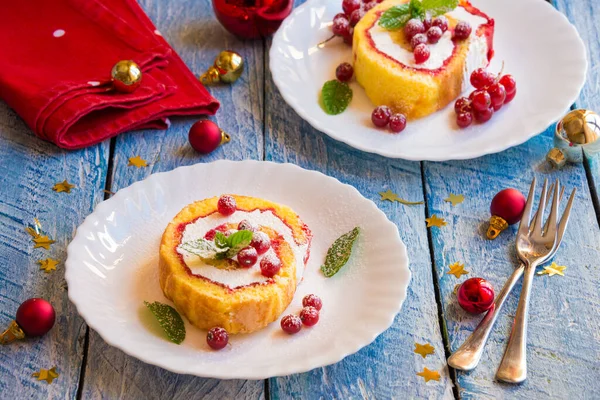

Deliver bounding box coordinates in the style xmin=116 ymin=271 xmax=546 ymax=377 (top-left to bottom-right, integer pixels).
xmin=336 ymin=62 xmax=354 ymax=82
xmin=453 ymin=21 xmax=472 ymax=40
xmin=302 ymin=294 xmax=323 ymax=311
xmin=371 ymin=106 xmax=392 ymax=127
xmin=413 ymin=43 xmax=430 ymax=64
xmin=300 ymin=306 xmax=320 ymax=327
xmin=281 ymin=315 xmax=302 ymax=334
xmin=217 ymin=195 xmax=236 ymax=216
xmin=207 ymin=327 xmax=229 ymax=350
xmin=389 ymin=113 xmax=407 ymax=133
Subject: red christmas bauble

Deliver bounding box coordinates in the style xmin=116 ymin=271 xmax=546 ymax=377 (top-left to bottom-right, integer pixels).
xmin=15 ymin=298 xmax=56 ymax=337
xmin=212 ymin=0 xmax=293 ymax=39
xmin=490 ymin=188 xmax=526 ymax=225
xmin=457 ymin=278 xmax=495 ymax=314
xmin=189 ymin=120 xmax=230 ymax=154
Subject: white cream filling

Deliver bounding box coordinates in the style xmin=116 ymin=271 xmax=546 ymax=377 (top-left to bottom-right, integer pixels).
xmin=177 ymin=210 xmax=309 ymax=289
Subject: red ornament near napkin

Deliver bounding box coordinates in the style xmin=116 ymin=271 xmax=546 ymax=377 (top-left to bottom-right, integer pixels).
xmin=0 ymin=0 xmax=219 ymax=149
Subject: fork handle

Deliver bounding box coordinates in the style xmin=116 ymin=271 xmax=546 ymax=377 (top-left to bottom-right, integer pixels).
xmin=448 ymin=264 xmax=525 ymax=371
xmin=496 ymin=263 xmax=537 ymax=383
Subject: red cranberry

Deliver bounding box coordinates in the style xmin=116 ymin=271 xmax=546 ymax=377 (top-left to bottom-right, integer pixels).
xmin=299 ymin=306 xmax=320 ymax=327
xmin=470 ymin=68 xmax=495 ymax=89
xmin=504 ymin=90 xmax=517 ymax=103
xmin=280 ymin=314 xmax=302 ymax=334
xmin=237 ymin=219 xmax=257 ymax=232
xmin=302 ymin=294 xmax=323 ymax=311
xmin=336 ymin=62 xmax=354 ymax=82
xmin=343 ymin=28 xmax=354 ymax=45
xmin=342 ymin=0 xmax=361 ymax=16
xmin=371 ymin=106 xmax=392 ymax=127
xmin=389 ymin=113 xmax=407 ymax=133
xmin=453 ymin=21 xmax=472 ymax=40
xmin=410 ymin=33 xmax=428 ymax=49
xmin=474 ymin=107 xmax=494 ymax=123
xmin=499 ymin=75 xmax=516 ymax=94
xmin=454 ymin=97 xmax=471 ymax=113
xmin=413 ymin=43 xmax=430 ymax=64
xmin=349 ymin=8 xmax=365 ymax=27
xmin=426 ymin=26 xmax=443 ymax=44
xmin=364 ymin=1 xmax=377 ymax=11
xmin=217 ymin=195 xmax=236 ymax=216
xmin=432 ymin=16 xmax=448 ymax=32
xmin=237 ymin=246 xmax=258 ymax=268
xmin=204 ymin=229 xmax=217 ymax=240
xmin=456 ymin=111 xmax=473 ymax=128
xmin=404 ymin=18 xmax=425 ymax=39
xmin=250 ymin=231 xmax=271 ymax=255
xmin=423 ymin=15 xmax=432 ymax=30
xmin=471 ymin=90 xmax=492 ymax=112
xmin=333 ymin=13 xmax=348 ymax=24
xmin=487 ymin=83 xmax=506 ymax=108
xmin=260 ymin=254 xmax=281 ymax=277
xmin=332 ymin=17 xmax=350 ymax=37
xmin=206 ymin=327 xmax=228 ymax=350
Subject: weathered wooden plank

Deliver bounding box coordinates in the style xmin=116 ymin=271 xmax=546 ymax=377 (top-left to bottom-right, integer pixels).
xmin=424 ymin=126 xmax=600 ymax=399
xmin=78 ymin=0 xmax=266 ymax=398
xmin=0 ymin=103 xmax=109 ymax=398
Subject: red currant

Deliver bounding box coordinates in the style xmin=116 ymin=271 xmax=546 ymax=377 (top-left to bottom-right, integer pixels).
xmin=504 ymin=90 xmax=517 ymax=103
xmin=454 ymin=97 xmax=471 ymax=113
xmin=225 ymin=229 xmax=237 ymax=237
xmin=410 ymin=33 xmax=428 ymax=49
xmin=217 ymin=195 xmax=236 ymax=216
xmin=471 ymin=90 xmax=492 ymax=112
xmin=237 ymin=246 xmax=258 ymax=268
xmin=250 ymin=231 xmax=271 ymax=255
xmin=343 ymin=28 xmax=354 ymax=45
xmin=260 ymin=254 xmax=281 ymax=277
xmin=302 ymin=294 xmax=323 ymax=311
xmin=474 ymin=107 xmax=494 ymax=123
xmin=432 ymin=16 xmax=448 ymax=32
xmin=499 ymin=75 xmax=516 ymax=94
xmin=470 ymin=68 xmax=495 ymax=89
xmin=413 ymin=43 xmax=430 ymax=64
xmin=371 ymin=106 xmax=392 ymax=127
xmin=453 ymin=21 xmax=472 ymax=40
xmin=426 ymin=26 xmax=443 ymax=44
xmin=487 ymin=83 xmax=506 ymax=108
xmin=333 ymin=13 xmax=347 ymax=23
xmin=456 ymin=112 xmax=473 ymax=128
xmin=300 ymin=306 xmax=320 ymax=327
xmin=457 ymin=278 xmax=495 ymax=314
xmin=404 ymin=18 xmax=425 ymax=39
xmin=349 ymin=8 xmax=365 ymax=27
xmin=423 ymin=15 xmax=432 ymax=31
xmin=336 ymin=62 xmax=354 ymax=82
xmin=389 ymin=113 xmax=407 ymax=133
xmin=364 ymin=1 xmax=377 ymax=11
xmin=237 ymin=219 xmax=257 ymax=232
xmin=206 ymin=327 xmax=228 ymax=350
xmin=280 ymin=314 xmax=302 ymax=334
xmin=332 ymin=18 xmax=350 ymax=37
xmin=342 ymin=0 xmax=361 ymax=16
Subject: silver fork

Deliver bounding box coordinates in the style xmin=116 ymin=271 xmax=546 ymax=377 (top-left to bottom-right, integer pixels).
xmin=448 ymin=180 xmax=572 ymax=372
xmin=495 ymin=178 xmax=575 ymax=383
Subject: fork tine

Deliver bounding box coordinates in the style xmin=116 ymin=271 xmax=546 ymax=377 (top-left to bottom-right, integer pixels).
xmin=519 ymin=177 xmax=537 ymax=233
xmin=557 ymin=188 xmax=576 ymax=241
xmin=532 ymin=179 xmax=548 ymax=235
xmin=544 ymin=180 xmax=560 ymax=238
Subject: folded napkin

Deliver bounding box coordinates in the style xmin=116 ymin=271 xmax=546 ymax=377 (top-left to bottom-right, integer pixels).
xmin=0 ymin=0 xmax=219 ymax=149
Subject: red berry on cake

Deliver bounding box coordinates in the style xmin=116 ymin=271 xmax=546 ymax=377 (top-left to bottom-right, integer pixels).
xmin=404 ymin=18 xmax=425 ymax=39
xmin=410 ymin=33 xmax=428 ymax=50
xmin=336 ymin=62 xmax=354 ymax=82
xmin=471 ymin=90 xmax=492 ymax=112
xmin=426 ymin=26 xmax=443 ymax=44
xmin=423 ymin=15 xmax=432 ymax=31
xmin=389 ymin=113 xmax=407 ymax=133
xmin=474 ymin=107 xmax=494 ymax=123
xmin=343 ymin=28 xmax=354 ymax=45
xmin=302 ymin=294 xmax=323 ymax=311
xmin=470 ymin=68 xmax=495 ymax=89
xmin=364 ymin=1 xmax=377 ymax=11
xmin=342 ymin=0 xmax=361 ymax=16
xmin=349 ymin=8 xmax=365 ymax=27
xmin=260 ymin=254 xmax=281 ymax=277
xmin=299 ymin=306 xmax=320 ymax=327
xmin=453 ymin=21 xmax=472 ymax=40
xmin=413 ymin=43 xmax=430 ymax=64
xmin=238 ymin=219 xmax=257 ymax=232
xmin=371 ymin=106 xmax=392 ymax=127
xmin=332 ymin=17 xmax=350 ymax=37
xmin=207 ymin=327 xmax=228 ymax=350
xmin=456 ymin=112 xmax=473 ymax=128
xmin=432 ymin=16 xmax=448 ymax=33
xmin=217 ymin=195 xmax=236 ymax=216
xmin=250 ymin=231 xmax=271 ymax=255
xmin=487 ymin=83 xmax=507 ymax=108
xmin=333 ymin=13 xmax=347 ymax=23
xmin=238 ymin=246 xmax=258 ymax=268
xmin=225 ymin=229 xmax=237 ymax=237
xmin=281 ymin=314 xmax=302 ymax=334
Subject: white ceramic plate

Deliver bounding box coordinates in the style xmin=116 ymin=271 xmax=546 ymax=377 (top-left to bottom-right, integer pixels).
xmin=65 ymin=161 xmax=410 ymax=379
xmin=270 ymin=0 xmax=587 ymax=161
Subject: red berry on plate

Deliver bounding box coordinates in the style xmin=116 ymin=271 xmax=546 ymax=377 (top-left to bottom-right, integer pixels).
xmin=238 ymin=246 xmax=258 ymax=268
xmin=342 ymin=0 xmax=361 ymax=16
xmin=343 ymin=28 xmax=354 ymax=45
xmin=426 ymin=26 xmax=443 ymax=44
xmin=456 ymin=111 xmax=473 ymax=128
xmin=423 ymin=15 xmax=432 ymax=30
xmin=413 ymin=43 xmax=430 ymax=64
xmin=454 ymin=97 xmax=471 ymax=113
xmin=410 ymin=33 xmax=428 ymax=49
xmin=499 ymin=75 xmax=517 ymax=94
xmin=207 ymin=327 xmax=228 ymax=350
xmin=504 ymin=90 xmax=517 ymax=103
xmin=389 ymin=113 xmax=407 ymax=133
xmin=432 ymin=16 xmax=448 ymax=32
xmin=302 ymin=294 xmax=323 ymax=311
xmin=332 ymin=17 xmax=350 ymax=37
xmin=280 ymin=314 xmax=302 ymax=334
xmin=453 ymin=21 xmax=472 ymax=40
xmin=333 ymin=13 xmax=348 ymax=24
xmin=487 ymin=83 xmax=506 ymax=108
xmin=371 ymin=106 xmax=392 ymax=127
xmin=260 ymin=254 xmax=281 ymax=277
xmin=471 ymin=90 xmax=492 ymax=112
xmin=474 ymin=107 xmax=494 ymax=123
xmin=300 ymin=306 xmax=320 ymax=327
xmin=250 ymin=231 xmax=271 ymax=255
xmin=404 ymin=18 xmax=425 ymax=39
xmin=336 ymin=62 xmax=354 ymax=82
xmin=457 ymin=278 xmax=495 ymax=314
xmin=349 ymin=8 xmax=365 ymax=27
xmin=217 ymin=195 xmax=236 ymax=216
xmin=470 ymin=68 xmax=495 ymax=89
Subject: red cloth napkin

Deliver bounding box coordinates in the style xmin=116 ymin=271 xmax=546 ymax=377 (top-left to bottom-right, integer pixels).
xmin=0 ymin=0 xmax=219 ymax=149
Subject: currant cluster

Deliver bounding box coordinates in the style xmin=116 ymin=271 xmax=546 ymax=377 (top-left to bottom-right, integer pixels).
xmin=280 ymin=294 xmax=323 ymax=334
xmin=404 ymin=16 xmax=471 ymax=64
xmin=332 ymin=0 xmax=383 ymax=45
xmin=371 ymin=105 xmax=407 ymax=133
xmin=454 ymin=68 xmax=517 ymax=128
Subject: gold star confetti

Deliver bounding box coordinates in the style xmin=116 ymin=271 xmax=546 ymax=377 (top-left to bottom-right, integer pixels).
xmin=416 ymin=367 xmax=440 ymax=382
xmin=447 ymin=262 xmax=469 ymax=279
xmin=537 ymin=262 xmax=567 ymax=277
xmin=444 ymin=193 xmax=464 ymax=207
xmin=38 ymin=258 xmax=59 ymax=273
xmin=128 ymin=155 xmax=148 ymax=168
xmin=426 ymin=214 xmax=447 ymax=228
xmin=52 ymin=180 xmax=75 ymax=193
xmin=33 ymin=235 xmax=55 ymax=250
xmin=414 ymin=343 xmax=435 ymax=358
xmin=32 ymin=367 xmax=59 ymax=384
xmin=379 ymin=190 xmax=424 ymax=205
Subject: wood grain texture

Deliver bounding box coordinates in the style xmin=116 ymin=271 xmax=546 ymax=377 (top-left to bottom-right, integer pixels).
xmin=0 ymin=103 xmax=108 ymax=398
xmin=424 ymin=127 xmax=600 ymax=399
xmin=77 ymin=0 xmax=266 ymax=398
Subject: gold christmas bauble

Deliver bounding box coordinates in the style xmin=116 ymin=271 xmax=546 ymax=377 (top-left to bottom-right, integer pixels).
xmin=547 ymin=109 xmax=600 ymax=167
xmin=111 ymin=60 xmax=142 ymax=93
xmin=200 ymin=51 xmax=244 ymax=85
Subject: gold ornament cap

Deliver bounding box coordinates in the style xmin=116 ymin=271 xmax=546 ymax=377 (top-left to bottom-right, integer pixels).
xmin=111 ymin=60 xmax=142 ymax=93
xmin=486 ymin=215 xmax=508 ymax=240
xmin=546 ymin=147 xmax=567 ymax=169
xmin=220 ymin=129 xmax=231 ymax=145
xmin=200 ymin=51 xmax=244 ymax=85
xmin=0 ymin=320 xmax=26 ymax=345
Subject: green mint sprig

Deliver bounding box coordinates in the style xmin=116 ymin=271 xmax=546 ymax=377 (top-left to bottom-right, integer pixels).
xmin=320 ymin=80 xmax=353 ymax=115
xmin=321 ymin=227 xmax=360 ymax=277
xmin=144 ymin=301 xmax=186 ymax=344
xmin=379 ymin=0 xmax=458 ymax=30
xmin=180 ymin=230 xmax=254 ymax=261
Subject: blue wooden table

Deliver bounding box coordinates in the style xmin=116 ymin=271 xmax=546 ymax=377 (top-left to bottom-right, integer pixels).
xmin=1 ymin=0 xmax=599 ymax=398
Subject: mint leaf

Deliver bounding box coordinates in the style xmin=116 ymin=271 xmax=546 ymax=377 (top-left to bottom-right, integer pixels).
xmin=421 ymin=0 xmax=458 ymax=17
xmin=179 ymin=238 xmax=226 ymax=259
xmin=144 ymin=301 xmax=186 ymax=344
xmin=378 ymin=4 xmax=411 ymax=30
xmin=409 ymin=0 xmax=426 ymax=19
xmin=321 ymin=227 xmax=360 ymax=278
xmin=321 ymin=80 xmax=353 ymax=115
xmin=214 ymin=232 xmax=229 ymax=249
xmin=224 ymin=230 xmax=253 ymax=258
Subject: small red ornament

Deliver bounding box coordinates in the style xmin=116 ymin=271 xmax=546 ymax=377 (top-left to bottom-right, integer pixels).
xmin=212 ymin=0 xmax=293 ymax=39
xmin=189 ymin=120 xmax=231 ymax=154
xmin=1 ymin=298 xmax=56 ymax=344
xmin=486 ymin=188 xmax=526 ymax=239
xmin=457 ymin=278 xmax=495 ymax=314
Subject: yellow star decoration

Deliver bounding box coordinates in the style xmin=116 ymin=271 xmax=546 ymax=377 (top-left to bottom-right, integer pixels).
xmin=32 ymin=367 xmax=59 ymax=384
xmin=416 ymin=367 xmax=441 ymax=382
xmin=38 ymin=258 xmax=59 ymax=273
xmin=128 ymin=155 xmax=148 ymax=168
xmin=414 ymin=343 xmax=435 ymax=358
xmin=379 ymin=189 xmax=399 ymax=202
xmin=426 ymin=214 xmax=447 ymax=228
xmin=537 ymin=262 xmax=567 ymax=277
xmin=444 ymin=193 xmax=465 ymax=207
xmin=52 ymin=180 xmax=75 ymax=193
xmin=33 ymin=235 xmax=55 ymax=250
xmin=447 ymin=262 xmax=469 ymax=279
